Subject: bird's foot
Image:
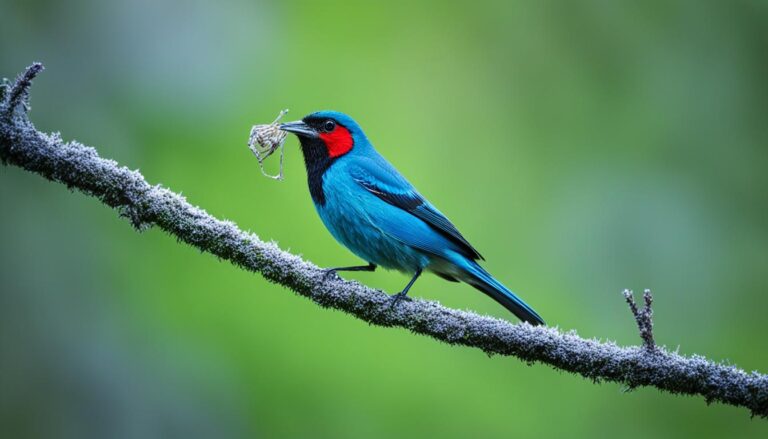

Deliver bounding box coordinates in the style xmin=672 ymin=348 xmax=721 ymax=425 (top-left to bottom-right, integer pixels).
xmin=321 ymin=263 xmax=376 ymax=281
xmin=389 ymin=291 xmax=413 ymax=308
xmin=321 ymin=268 xmax=339 ymax=281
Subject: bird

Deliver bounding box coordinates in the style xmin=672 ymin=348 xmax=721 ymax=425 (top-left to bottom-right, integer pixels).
xmin=279 ymin=111 xmax=544 ymax=325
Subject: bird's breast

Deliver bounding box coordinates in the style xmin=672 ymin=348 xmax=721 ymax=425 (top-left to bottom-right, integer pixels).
xmin=314 ymin=170 xmax=429 ymax=272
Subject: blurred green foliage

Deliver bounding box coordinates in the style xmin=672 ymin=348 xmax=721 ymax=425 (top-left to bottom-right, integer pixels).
xmin=2 ymin=0 xmax=767 ymax=437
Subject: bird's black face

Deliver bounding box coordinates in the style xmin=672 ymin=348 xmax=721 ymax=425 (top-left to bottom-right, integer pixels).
xmin=280 ymin=115 xmax=354 ymax=159
xmin=280 ymin=115 xmax=355 ymax=206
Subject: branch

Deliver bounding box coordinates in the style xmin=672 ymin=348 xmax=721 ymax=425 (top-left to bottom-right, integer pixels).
xmin=2 ymin=63 xmax=767 ymax=418
xmin=3 ymin=62 xmax=44 ymax=116
xmin=624 ymin=289 xmax=656 ymax=351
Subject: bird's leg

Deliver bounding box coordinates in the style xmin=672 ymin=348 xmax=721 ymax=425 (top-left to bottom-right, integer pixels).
xmin=323 ymin=262 xmax=377 ymax=280
xmin=390 ymin=268 xmax=422 ymax=307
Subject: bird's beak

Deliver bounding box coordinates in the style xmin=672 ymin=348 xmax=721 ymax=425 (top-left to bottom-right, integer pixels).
xmin=279 ymin=121 xmax=318 ymax=138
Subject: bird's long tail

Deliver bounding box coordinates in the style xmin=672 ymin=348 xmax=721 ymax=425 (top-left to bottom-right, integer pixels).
xmin=455 ymin=258 xmax=545 ymax=325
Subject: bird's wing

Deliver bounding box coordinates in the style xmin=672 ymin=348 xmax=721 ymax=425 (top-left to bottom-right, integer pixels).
xmin=349 ymin=156 xmax=484 ymax=261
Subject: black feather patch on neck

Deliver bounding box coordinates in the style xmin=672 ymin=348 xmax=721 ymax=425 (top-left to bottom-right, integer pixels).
xmin=297 ymin=136 xmax=335 ymax=206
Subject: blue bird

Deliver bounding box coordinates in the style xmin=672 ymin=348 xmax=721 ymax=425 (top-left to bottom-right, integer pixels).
xmin=280 ymin=111 xmax=544 ymax=325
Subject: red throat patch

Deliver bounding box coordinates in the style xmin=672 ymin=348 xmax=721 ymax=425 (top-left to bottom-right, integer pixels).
xmin=319 ymin=125 xmax=354 ymax=158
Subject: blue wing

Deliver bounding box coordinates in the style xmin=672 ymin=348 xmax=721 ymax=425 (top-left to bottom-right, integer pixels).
xmin=348 ymin=155 xmax=484 ymax=261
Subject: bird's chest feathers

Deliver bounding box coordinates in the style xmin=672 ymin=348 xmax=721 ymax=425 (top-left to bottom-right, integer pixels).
xmin=316 ymin=173 xmax=385 ymax=255
xmin=312 ymin=161 xmax=430 ymax=272
xmin=297 ymin=128 xmax=430 ymax=271
xmin=315 ymin=167 xmax=364 ymax=223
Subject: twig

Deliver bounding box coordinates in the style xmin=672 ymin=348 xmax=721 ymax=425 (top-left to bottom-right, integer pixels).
xmin=624 ymin=289 xmax=656 ymax=351
xmin=2 ymin=62 xmax=43 ymax=118
xmin=1 ymin=63 xmax=767 ymax=418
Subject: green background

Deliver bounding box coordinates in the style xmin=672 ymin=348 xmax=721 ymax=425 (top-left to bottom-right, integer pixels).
xmin=2 ymin=1 xmax=767 ymax=437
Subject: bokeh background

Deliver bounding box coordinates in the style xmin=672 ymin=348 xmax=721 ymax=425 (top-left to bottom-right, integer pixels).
xmin=2 ymin=0 xmax=768 ymax=437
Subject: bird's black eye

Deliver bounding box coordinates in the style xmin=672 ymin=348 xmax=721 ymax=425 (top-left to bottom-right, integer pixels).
xmin=323 ymin=120 xmax=336 ymax=132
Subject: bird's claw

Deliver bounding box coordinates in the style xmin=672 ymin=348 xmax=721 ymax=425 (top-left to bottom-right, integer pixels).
xmin=321 ymin=268 xmax=339 ymax=281
xmin=389 ymin=291 xmax=412 ymax=308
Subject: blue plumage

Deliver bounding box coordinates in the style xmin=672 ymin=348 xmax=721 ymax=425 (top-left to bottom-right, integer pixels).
xmin=280 ymin=111 xmax=544 ymax=325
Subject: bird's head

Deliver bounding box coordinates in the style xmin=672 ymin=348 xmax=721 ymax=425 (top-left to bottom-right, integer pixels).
xmin=279 ymin=111 xmax=368 ymax=160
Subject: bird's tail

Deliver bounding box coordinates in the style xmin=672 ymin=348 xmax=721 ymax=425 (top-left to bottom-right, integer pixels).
xmin=455 ymin=258 xmax=545 ymax=325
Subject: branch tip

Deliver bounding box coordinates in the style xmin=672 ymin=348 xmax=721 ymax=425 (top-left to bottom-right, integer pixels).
xmin=3 ymin=62 xmax=44 ymax=117
xmin=624 ymin=289 xmax=656 ymax=351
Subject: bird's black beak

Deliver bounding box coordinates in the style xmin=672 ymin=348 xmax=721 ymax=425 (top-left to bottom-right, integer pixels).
xmin=280 ymin=121 xmax=318 ymax=138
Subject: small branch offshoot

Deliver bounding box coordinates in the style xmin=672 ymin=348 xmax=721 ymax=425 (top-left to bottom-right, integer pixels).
xmin=1 ymin=62 xmax=43 ymax=119
xmin=623 ymin=288 xmax=656 ymax=351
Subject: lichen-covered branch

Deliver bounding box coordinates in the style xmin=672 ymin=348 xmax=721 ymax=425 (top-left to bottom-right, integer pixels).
xmin=624 ymin=289 xmax=656 ymax=351
xmin=1 ymin=63 xmax=767 ymax=417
